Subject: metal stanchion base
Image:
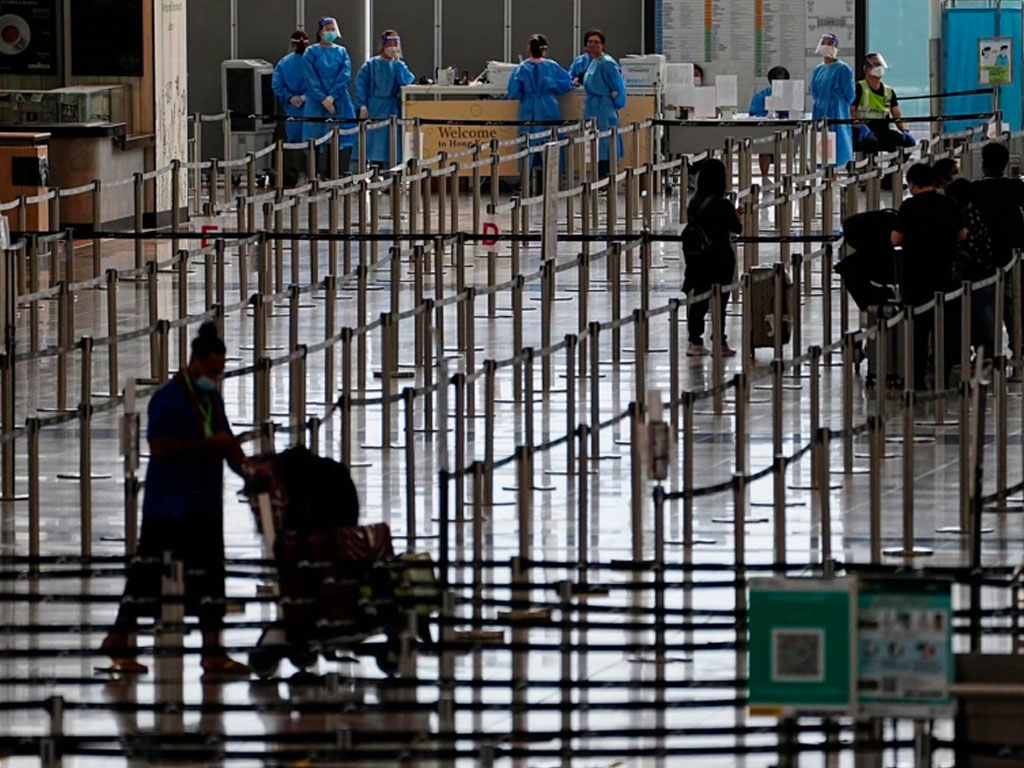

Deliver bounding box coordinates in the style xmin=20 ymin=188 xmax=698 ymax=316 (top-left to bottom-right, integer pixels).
xmin=830 ymin=468 xmax=872 ymax=476
xmin=373 ymin=370 xmax=416 ymax=380
xmin=855 ymin=451 xmax=900 ymax=460
xmin=359 ymin=443 xmax=407 ymax=450
xmin=622 ymin=347 xmax=669 ymax=355
xmin=753 ymin=383 xmax=803 ymax=392
xmin=628 ymin=655 xmax=693 ymax=665
xmin=936 ymin=526 xmax=994 ymax=535
xmin=788 ymin=483 xmax=843 ymax=491
xmin=562 ymin=287 xmax=607 ymax=294
xmin=56 ymin=473 xmax=113 ymax=481
xmin=885 ymin=435 xmax=935 ymax=445
xmin=710 ymin=515 xmax=770 ymax=525
xmin=544 ymin=469 xmax=598 ymax=477
xmin=500 ymin=484 xmax=557 ymax=493
xmin=475 ymin=314 xmax=515 ymax=320
xmin=985 ymin=505 xmax=1024 ymax=513
xmin=391 ymin=532 xmax=441 ymax=540
xmin=494 ymin=305 xmax=537 ymax=313
xmin=882 ymin=547 xmax=934 ymax=558
xmin=750 ymin=500 xmax=807 ymax=508
xmin=665 ymin=538 xmax=719 ymax=546
xmin=239 ymin=345 xmax=286 ymax=352
xmin=0 ymin=495 xmax=29 ymax=502
xmin=588 ymin=454 xmax=623 ymax=462
xmin=528 ymin=296 xmax=574 ymax=303
xmin=35 ymin=408 xmax=77 ymax=414
xmin=693 ymin=410 xmax=736 ymax=417
xmin=724 ymin=398 xmax=772 ymax=406
xmin=498 ymin=608 xmax=552 ymax=622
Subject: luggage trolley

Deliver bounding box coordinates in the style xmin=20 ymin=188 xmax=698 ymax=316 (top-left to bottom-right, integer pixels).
xmin=241 ymin=448 xmax=438 ymax=678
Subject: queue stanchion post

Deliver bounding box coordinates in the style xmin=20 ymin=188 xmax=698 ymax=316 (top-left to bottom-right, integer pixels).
xmin=78 ymin=337 xmax=95 ymax=558
xmin=841 ymin=332 xmax=859 ymax=474
xmin=28 ymin=235 xmax=39 ymax=353
xmin=1013 ymin=256 xmax=1023 ymax=381
xmin=773 ymin=453 xmax=787 ymax=572
xmin=56 ymin=282 xmax=69 ymax=411
xmin=343 ymin=182 xmax=354 ymax=274
xmin=679 ymin=157 xmax=689 ymax=226
xmin=176 ymin=251 xmax=189 ymax=370
xmin=791 ymin=251 xmax=803 ymax=376
xmin=669 ymin=299 xmax=681 ymax=436
xmin=289 ymin=195 xmax=301 ymax=288
xmin=630 ymin=400 xmax=645 ymax=563
xmin=712 ymin=286 xmax=726 ymax=415
xmin=772 ymin=358 xmax=784 ymax=458
xmin=27 ymin=417 xmax=40 ymax=565
xmin=329 ymin=187 xmax=341 ymax=276
xmin=741 ymin=273 xmax=753 ymax=377
xmin=404 ymin=387 xmax=417 ymax=550
xmin=357 ymin=262 xmax=369 ymax=391
xmin=91 ymin=179 xmax=103 ymax=279
xmin=380 ymin=312 xmax=394 ymax=449
xmin=324 ymin=274 xmax=337 ymax=407
xmin=817 ymin=428 xmax=833 ymax=576
xmin=610 ymin=244 xmax=622 ymax=365
xmin=484 ymin=359 xmax=496 ymax=507
xmin=291 ymin=347 xmax=307 ymax=447
xmin=996 ymin=355 xmax=1010 ymax=511
xmin=106 ymin=269 xmax=119 ymax=398
xmin=308 ymin=416 xmax=321 ymax=456
xmin=472 ymin=145 xmax=482 ymax=235
xmin=203 ymin=246 xmax=214 ymax=311
xmin=133 ymin=172 xmax=144 ymax=270
xmin=340 ymin=327 xmax=353 ymax=467
xmin=822 ymin=243 xmax=835 ymax=365
xmin=513 ymin=276 xmax=524 ymax=402
xmin=589 ymin=321 xmax=601 ymax=460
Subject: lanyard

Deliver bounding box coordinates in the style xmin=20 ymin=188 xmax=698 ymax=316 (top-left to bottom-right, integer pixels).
xmin=182 ymin=373 xmax=215 ymax=438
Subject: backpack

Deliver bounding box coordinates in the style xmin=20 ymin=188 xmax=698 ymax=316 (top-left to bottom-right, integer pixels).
xmin=682 ymin=197 xmax=715 ymax=293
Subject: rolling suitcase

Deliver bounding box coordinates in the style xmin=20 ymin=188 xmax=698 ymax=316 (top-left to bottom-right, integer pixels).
xmin=865 ymin=303 xmax=906 ymax=389
xmin=749 ymin=266 xmax=793 ymax=350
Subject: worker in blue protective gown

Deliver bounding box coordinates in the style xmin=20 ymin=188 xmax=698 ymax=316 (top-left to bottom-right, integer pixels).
xmin=749 ymin=65 xmax=791 ymax=186
xmin=810 ymin=32 xmax=855 ymax=167
xmin=272 ymin=29 xmax=310 ymax=186
xmin=508 ymin=34 xmax=574 ymax=163
xmin=569 ymin=52 xmax=589 ymax=85
xmin=303 ymin=16 xmax=357 ymax=176
xmin=581 ymin=28 xmax=627 ymax=176
xmin=354 ymin=29 xmax=416 ymax=166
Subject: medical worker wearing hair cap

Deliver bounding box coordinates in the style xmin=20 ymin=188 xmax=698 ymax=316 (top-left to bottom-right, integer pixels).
xmin=508 ymin=35 xmax=574 ymax=143
xmin=354 ymin=30 xmax=415 ymax=165
xmin=303 ymin=16 xmax=357 ymax=175
xmin=810 ymin=32 xmax=855 ymax=167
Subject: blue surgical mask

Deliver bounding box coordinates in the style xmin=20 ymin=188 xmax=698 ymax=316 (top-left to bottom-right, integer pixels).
xmin=195 ymin=376 xmax=218 ymax=392
xmin=322 ymin=31 xmax=339 ymax=43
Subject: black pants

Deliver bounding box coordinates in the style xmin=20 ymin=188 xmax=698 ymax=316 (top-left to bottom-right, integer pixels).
xmin=687 ymin=286 xmax=730 ymax=345
xmin=854 ymin=126 xmax=910 ymax=154
xmin=316 ymin=146 xmax=353 ymax=179
xmin=113 ymin=515 xmax=226 ymax=635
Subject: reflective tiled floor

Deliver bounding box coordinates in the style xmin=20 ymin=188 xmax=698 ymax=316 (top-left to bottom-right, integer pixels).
xmin=0 ymin=176 xmax=1017 ymax=767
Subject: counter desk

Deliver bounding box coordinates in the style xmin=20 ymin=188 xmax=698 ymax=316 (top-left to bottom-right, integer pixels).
xmin=664 ymin=116 xmax=812 ymax=157
xmin=402 ymin=84 xmax=656 ymax=176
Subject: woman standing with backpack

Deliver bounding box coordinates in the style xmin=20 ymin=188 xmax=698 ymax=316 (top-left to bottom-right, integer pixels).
xmin=683 ymin=159 xmax=743 ymax=356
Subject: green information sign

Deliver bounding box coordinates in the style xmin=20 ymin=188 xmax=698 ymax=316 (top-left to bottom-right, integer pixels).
xmin=748 ymin=578 xmax=857 ymax=715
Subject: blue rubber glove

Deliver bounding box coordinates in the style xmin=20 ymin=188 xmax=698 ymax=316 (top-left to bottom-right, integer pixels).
xmin=856 ymin=123 xmax=874 ymax=143
xmin=900 ymin=129 xmax=917 ymax=147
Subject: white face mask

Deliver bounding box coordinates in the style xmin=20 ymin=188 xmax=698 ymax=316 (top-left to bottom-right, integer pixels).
xmin=819 ymin=45 xmax=838 ymax=59
xmin=870 ymin=65 xmax=886 ymax=78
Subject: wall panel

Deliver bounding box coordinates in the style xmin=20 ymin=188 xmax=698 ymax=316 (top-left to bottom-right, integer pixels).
xmin=582 ymin=0 xmax=642 ymax=58
xmin=373 ymin=0 xmax=433 ymax=80
xmin=512 ymin=0 xmax=575 ymax=70
xmin=441 ymin=0 xmax=503 ymax=79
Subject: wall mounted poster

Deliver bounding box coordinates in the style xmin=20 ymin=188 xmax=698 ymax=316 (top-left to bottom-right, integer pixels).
xmin=979 ymin=37 xmax=1013 ymax=86
xmin=0 ymin=0 xmax=59 ymax=75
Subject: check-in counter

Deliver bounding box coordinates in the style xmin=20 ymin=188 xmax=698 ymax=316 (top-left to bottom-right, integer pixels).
xmin=663 ymin=116 xmax=810 ymax=156
xmin=402 ymin=84 xmax=657 ymax=175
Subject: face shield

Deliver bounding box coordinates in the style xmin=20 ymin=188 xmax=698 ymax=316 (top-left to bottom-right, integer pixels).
xmin=867 ymin=54 xmax=888 ymax=77
xmin=382 ymin=35 xmax=402 ymax=59
xmin=816 ymin=34 xmax=839 ymax=58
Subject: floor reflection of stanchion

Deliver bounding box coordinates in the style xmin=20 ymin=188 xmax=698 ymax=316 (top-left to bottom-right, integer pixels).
xmin=559 ymin=578 xmax=574 ymax=767
xmin=41 ymin=695 xmax=62 ymax=768
xmin=27 ymin=416 xmax=40 ymax=568
xmin=885 ymin=390 xmax=933 ymax=558
xmin=156 ymin=553 xmax=185 ymax=738
xmin=106 ymin=269 xmax=119 ymax=398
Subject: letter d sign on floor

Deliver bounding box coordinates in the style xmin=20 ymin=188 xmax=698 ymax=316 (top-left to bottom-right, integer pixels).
xmin=481 ymin=218 xmax=500 ymax=247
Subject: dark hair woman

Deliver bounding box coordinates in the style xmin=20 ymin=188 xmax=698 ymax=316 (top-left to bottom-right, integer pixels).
xmin=683 ymin=159 xmax=743 ymax=356
xmin=101 ymin=322 xmax=249 ymax=677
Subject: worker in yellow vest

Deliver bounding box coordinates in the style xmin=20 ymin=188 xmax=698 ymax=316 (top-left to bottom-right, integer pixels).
xmin=851 ymin=53 xmax=916 ymax=154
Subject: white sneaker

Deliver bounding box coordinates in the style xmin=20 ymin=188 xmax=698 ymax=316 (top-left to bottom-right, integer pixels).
xmin=687 ymin=342 xmax=711 ymax=357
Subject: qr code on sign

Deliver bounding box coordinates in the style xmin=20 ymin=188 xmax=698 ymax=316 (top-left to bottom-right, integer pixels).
xmin=772 ymin=628 xmax=825 ymax=683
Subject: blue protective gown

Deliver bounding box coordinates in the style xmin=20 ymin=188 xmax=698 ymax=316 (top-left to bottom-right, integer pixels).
xmin=568 ymin=53 xmax=590 ymax=83
xmin=354 ymin=56 xmax=416 ymax=163
xmin=272 ymin=52 xmax=308 ymax=143
xmin=748 ymin=86 xmax=789 ymax=119
xmin=811 ymin=59 xmax=855 ymax=167
xmin=508 ymin=59 xmax=574 ymax=133
xmin=583 ymin=54 xmax=627 ymax=162
xmin=302 ymin=43 xmax=357 ymax=148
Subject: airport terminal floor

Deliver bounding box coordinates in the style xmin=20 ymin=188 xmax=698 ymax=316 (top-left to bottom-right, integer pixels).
xmin=2 ymin=114 xmax=1024 ymax=767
